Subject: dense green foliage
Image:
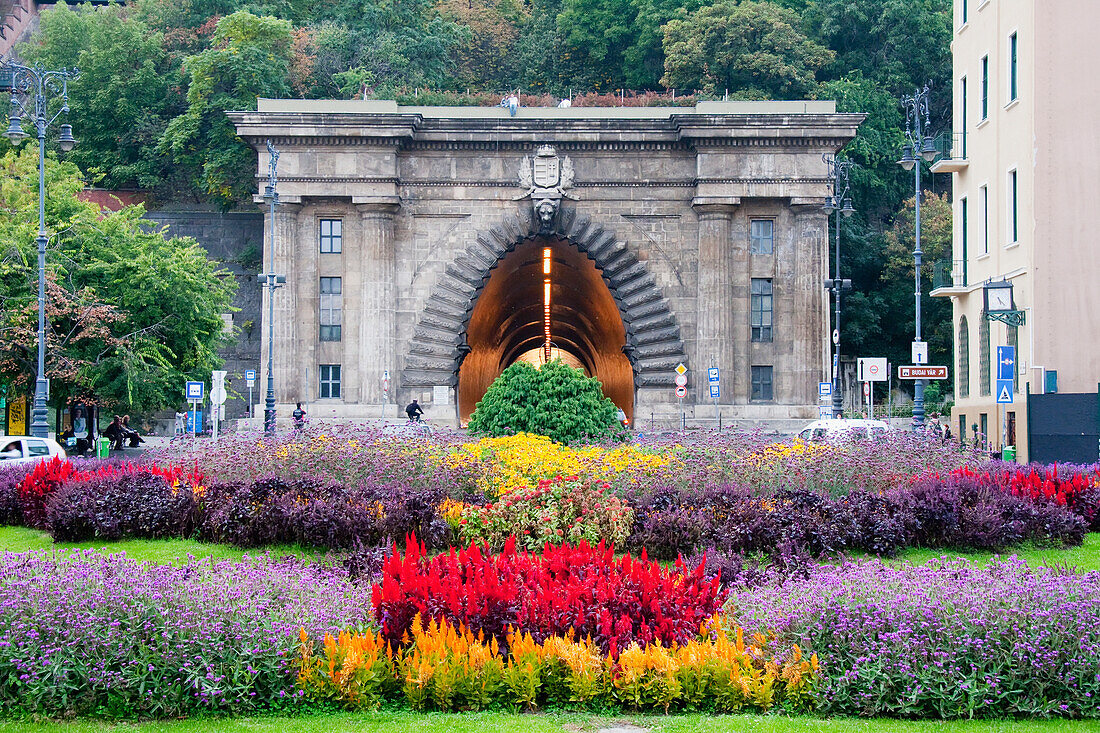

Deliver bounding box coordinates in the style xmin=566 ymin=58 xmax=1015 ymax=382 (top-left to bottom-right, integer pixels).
xmin=467 ymin=360 xmax=622 ymax=443
xmin=0 ymin=148 xmax=236 ymax=412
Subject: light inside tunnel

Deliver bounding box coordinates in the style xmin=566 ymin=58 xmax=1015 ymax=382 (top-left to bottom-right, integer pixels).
xmin=457 ymin=235 xmax=634 ymax=423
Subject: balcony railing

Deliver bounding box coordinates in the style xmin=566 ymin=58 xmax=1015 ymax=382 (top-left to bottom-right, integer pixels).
xmin=934 ymin=131 xmax=966 ymax=160
xmin=932 ymin=258 xmax=966 ymax=290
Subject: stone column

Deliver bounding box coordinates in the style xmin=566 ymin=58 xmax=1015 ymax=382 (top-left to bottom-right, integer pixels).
xmin=791 ymin=203 xmax=829 ymax=407
xmin=260 ymin=201 xmax=303 ymax=407
xmin=693 ymin=201 xmax=738 ymax=402
xmin=355 ymin=200 xmax=399 ymax=406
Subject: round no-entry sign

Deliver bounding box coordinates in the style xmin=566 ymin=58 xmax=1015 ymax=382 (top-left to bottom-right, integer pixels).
xmin=675 ymin=385 xmax=687 ymax=398
xmin=674 ymin=373 xmax=688 ymax=387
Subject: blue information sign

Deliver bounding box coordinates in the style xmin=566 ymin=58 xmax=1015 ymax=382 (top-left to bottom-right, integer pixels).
xmin=186 ymin=410 xmax=203 ymax=432
xmin=997 ymin=346 xmax=1016 ymax=381
xmin=708 ymin=367 xmax=720 ymax=384
xmin=185 ymin=381 xmax=204 ymax=400
xmin=710 ymin=384 xmax=720 ymax=399
xmin=996 ymin=379 xmax=1014 ymax=404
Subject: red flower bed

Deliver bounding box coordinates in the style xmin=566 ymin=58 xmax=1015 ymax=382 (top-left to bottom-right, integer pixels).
xmin=372 ymin=535 xmax=725 ymax=655
xmin=952 ymin=465 xmax=1100 ymax=530
xmin=18 ymin=457 xmax=201 ymax=528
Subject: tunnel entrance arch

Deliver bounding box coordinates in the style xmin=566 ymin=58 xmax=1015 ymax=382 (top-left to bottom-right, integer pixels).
xmin=403 ymin=207 xmax=688 ymax=421
xmin=457 ymin=235 xmax=634 ymax=423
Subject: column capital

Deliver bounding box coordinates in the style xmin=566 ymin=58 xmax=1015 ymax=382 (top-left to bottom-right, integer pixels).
xmin=255 ymin=200 xmax=303 ymax=215
xmin=691 ymin=197 xmax=740 ymax=217
xmin=354 ymin=197 xmax=401 ymax=217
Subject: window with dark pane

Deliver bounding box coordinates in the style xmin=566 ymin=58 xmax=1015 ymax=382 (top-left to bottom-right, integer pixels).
xmin=751 ymin=278 xmax=773 ymax=342
xmin=320 ymin=219 xmax=342 ymax=254
xmin=751 ymin=365 xmax=773 ymax=401
xmin=319 ymin=364 xmax=341 ymax=399
xmin=320 ymin=277 xmax=342 ymax=341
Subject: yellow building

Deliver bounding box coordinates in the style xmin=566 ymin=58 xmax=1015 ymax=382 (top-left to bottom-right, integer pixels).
xmin=932 ymin=0 xmax=1100 ymax=462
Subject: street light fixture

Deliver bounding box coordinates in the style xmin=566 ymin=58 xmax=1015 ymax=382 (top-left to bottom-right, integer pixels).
xmin=822 ymin=153 xmax=856 ymax=418
xmin=898 ymin=84 xmax=937 ymax=429
xmin=260 ymin=139 xmax=286 ymax=434
xmin=2 ymin=59 xmax=79 ymax=439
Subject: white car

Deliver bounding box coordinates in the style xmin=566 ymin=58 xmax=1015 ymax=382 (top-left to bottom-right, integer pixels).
xmin=796 ymin=419 xmax=890 ymax=443
xmin=0 ymin=436 xmax=67 ymax=465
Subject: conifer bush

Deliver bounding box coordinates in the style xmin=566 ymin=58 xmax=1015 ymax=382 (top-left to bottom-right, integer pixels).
xmin=467 ymin=359 xmax=624 ymax=444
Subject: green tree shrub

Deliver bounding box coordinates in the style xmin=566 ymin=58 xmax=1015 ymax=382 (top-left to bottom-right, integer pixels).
xmin=467 ymin=359 xmax=623 ymax=444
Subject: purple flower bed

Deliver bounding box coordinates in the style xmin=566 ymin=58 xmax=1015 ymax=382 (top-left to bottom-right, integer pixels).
xmin=729 ymin=558 xmax=1100 ymax=718
xmin=0 ymin=550 xmax=372 ymax=717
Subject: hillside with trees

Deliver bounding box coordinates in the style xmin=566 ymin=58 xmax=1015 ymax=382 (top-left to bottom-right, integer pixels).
xmin=6 ymin=0 xmax=955 ymax=398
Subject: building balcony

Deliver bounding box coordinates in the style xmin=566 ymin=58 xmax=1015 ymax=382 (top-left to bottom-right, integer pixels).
xmin=929 ymin=132 xmax=968 ymax=173
xmin=931 ymin=258 xmax=968 ymax=296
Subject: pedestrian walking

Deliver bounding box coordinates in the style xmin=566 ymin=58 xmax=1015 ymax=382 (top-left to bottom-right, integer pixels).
xmin=292 ymin=402 xmax=307 ymax=434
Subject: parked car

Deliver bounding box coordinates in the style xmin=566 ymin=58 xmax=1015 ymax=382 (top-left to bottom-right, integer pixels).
xmin=0 ymin=436 xmax=67 ymax=465
xmin=796 ymin=419 xmax=890 ymax=443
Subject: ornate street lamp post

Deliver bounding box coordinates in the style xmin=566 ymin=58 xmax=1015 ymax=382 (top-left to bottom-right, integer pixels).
xmin=898 ymin=85 xmax=939 ymax=429
xmin=258 ymin=140 xmax=286 ymax=434
xmin=823 ymin=154 xmax=855 ymax=418
xmin=2 ymin=59 xmax=78 ymax=438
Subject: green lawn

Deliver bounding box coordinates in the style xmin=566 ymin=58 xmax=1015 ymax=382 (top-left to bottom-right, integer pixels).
xmin=886 ymin=532 xmax=1100 ymax=573
xmin=1 ymin=712 xmax=1099 ymax=733
xmin=0 ymin=526 xmax=324 ymax=565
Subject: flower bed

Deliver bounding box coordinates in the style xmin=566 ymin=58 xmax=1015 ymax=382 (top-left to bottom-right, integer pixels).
xmin=729 ymin=557 xmax=1100 ymax=718
xmin=297 ymin=617 xmax=817 ymax=713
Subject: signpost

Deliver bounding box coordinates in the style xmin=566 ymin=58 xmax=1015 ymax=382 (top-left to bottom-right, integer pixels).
xmin=996 ymin=346 xmax=1016 ymax=453
xmin=912 ymin=340 xmax=928 ymax=365
xmin=382 ymin=369 xmax=390 ymax=414
xmin=211 ymin=371 xmax=227 ymax=442
xmin=708 ymin=366 xmax=720 ymax=427
xmin=185 ymin=381 xmax=204 ymax=438
xmin=675 ymin=363 xmax=687 ymax=430
xmin=857 ymin=358 xmax=887 ymax=419
xmin=245 ymin=369 xmax=256 ymax=419
xmin=898 ymin=365 xmax=949 ymax=380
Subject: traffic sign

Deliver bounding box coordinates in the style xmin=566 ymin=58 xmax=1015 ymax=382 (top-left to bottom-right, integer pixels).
xmin=818 ymin=381 xmax=832 ymax=399
xmin=675 ymin=385 xmax=686 ymax=398
xmin=185 ymin=381 xmax=204 ymax=400
xmin=912 ymin=340 xmax=928 ymax=365
xmin=708 ymin=367 xmax=720 ymax=384
xmin=818 ymin=406 xmax=833 ymax=419
xmin=709 ymin=384 xmax=720 ymax=399
xmin=997 ymin=346 xmax=1016 ymax=381
xmin=245 ymin=369 xmax=256 ymax=386
xmin=858 ymin=357 xmax=888 ymax=382
xmin=675 ymin=363 xmax=687 ymax=376
xmin=898 ymin=365 xmax=949 ymax=379
xmin=674 ymin=373 xmax=688 ymax=387
xmin=996 ymin=379 xmax=1014 ymax=404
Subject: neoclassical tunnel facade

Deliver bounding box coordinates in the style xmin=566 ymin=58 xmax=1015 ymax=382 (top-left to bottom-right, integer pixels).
xmin=230 ymin=100 xmax=862 ymax=426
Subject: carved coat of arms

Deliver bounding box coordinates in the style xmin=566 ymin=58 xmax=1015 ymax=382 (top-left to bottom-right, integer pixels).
xmin=517 ymin=145 xmax=575 ymax=232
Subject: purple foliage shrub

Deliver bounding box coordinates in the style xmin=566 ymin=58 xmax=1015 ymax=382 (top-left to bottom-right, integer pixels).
xmin=0 ymin=463 xmax=31 ymax=526
xmin=45 ymin=471 xmax=197 ymax=542
xmin=731 ymin=558 xmax=1100 ymax=718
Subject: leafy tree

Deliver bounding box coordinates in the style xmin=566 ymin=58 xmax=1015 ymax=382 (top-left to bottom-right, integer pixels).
xmin=0 ymin=147 xmax=236 ymax=412
xmin=18 ymin=2 xmax=180 ymax=191
xmin=467 ymin=359 xmax=622 ymax=444
xmin=436 ymin=0 xmax=526 ymax=89
xmin=159 ymin=10 xmax=294 ymax=207
xmin=662 ymin=0 xmax=834 ymax=97
xmin=555 ymin=0 xmax=636 ymax=90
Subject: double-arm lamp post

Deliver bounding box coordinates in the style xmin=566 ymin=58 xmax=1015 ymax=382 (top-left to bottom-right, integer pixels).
xmin=822 ymin=154 xmax=855 ymax=418
xmin=257 ymin=140 xmax=286 ymax=434
xmin=3 ymin=60 xmax=78 ymax=438
xmin=898 ymin=85 xmax=939 ymax=429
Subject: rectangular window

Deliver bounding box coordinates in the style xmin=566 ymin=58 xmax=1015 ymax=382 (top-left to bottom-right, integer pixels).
xmin=981 ymin=56 xmax=989 ymax=120
xmin=1008 ymin=170 xmax=1018 ymax=243
xmin=750 ymin=278 xmax=773 ymax=342
xmin=319 ymin=219 xmax=343 ymax=254
xmin=979 ymin=413 xmax=988 ymax=448
xmin=319 ymin=277 xmax=342 ymax=341
xmin=960 ymin=76 xmax=967 ymax=157
xmin=1009 ymin=33 xmax=1018 ymax=101
xmin=751 ymin=365 xmax=774 ymax=401
xmin=960 ymin=197 xmax=968 ymax=284
xmin=319 ymin=364 xmax=341 ymax=399
xmin=750 ymin=219 xmax=774 ymax=255
xmin=981 ymin=185 xmax=989 ymax=254
xmin=962 ymin=0 xmax=967 ymax=24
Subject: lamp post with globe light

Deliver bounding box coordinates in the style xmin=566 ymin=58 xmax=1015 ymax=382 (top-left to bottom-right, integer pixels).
xmin=258 ymin=140 xmax=286 ymax=434
xmin=2 ymin=59 xmax=78 ymax=439
xmin=897 ymin=85 xmax=940 ymax=430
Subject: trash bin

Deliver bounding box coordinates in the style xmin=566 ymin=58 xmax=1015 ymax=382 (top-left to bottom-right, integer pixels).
xmin=96 ymin=437 xmax=110 ymax=459
xmin=1001 ymin=445 xmax=1017 ymax=462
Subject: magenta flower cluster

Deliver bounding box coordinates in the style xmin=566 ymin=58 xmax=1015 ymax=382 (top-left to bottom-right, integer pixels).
xmin=0 ymin=550 xmax=372 ymax=717
xmin=730 ymin=557 xmax=1100 ymax=718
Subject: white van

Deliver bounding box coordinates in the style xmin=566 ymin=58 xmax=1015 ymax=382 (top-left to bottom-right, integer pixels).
xmin=796 ymin=419 xmax=890 ymax=443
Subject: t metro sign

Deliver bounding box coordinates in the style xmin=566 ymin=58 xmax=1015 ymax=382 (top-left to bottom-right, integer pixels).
xmin=898 ymin=365 xmax=948 ymax=380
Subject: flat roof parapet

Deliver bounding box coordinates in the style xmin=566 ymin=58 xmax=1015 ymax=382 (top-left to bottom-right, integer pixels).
xmin=254 ymin=98 xmax=838 ymax=117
